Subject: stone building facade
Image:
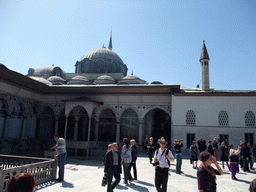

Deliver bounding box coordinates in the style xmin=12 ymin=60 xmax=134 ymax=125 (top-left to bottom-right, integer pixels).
xmin=0 ymin=39 xmax=255 ymax=155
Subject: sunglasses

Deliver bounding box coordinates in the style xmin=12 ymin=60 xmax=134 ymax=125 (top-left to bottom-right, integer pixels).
xmin=160 ymin=142 xmax=166 ymax=145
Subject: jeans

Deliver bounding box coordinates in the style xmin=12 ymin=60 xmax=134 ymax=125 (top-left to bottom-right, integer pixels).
xmin=129 ymin=161 xmax=137 ymax=180
xmin=176 ymin=154 xmax=182 ymax=173
xmin=243 ymin=158 xmax=249 ymax=172
xmin=107 ymin=166 xmax=120 ymax=192
xmin=155 ymin=166 xmax=169 ymax=192
xmin=57 ymin=152 xmax=66 ymax=181
xmin=123 ymin=163 xmax=132 ymax=184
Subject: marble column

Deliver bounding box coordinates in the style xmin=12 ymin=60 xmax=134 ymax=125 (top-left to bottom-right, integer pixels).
xmin=94 ymin=121 xmax=99 ymax=141
xmin=64 ymin=117 xmax=68 ymax=139
xmin=86 ymin=117 xmax=92 ymax=159
xmin=21 ymin=117 xmax=27 ymax=139
xmin=139 ymin=122 xmax=143 ymax=145
xmin=116 ymin=122 xmax=120 ymax=143
xmin=74 ymin=116 xmax=80 ymax=141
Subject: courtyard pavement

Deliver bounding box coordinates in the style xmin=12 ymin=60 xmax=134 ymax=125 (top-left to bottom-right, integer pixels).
xmin=35 ymin=153 xmax=255 ymax=192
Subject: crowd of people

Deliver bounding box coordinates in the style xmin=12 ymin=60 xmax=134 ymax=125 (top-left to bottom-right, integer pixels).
xmin=5 ymin=134 xmax=256 ymax=192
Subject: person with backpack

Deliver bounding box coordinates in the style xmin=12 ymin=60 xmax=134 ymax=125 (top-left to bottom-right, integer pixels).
xmin=153 ymin=138 xmax=174 ymax=192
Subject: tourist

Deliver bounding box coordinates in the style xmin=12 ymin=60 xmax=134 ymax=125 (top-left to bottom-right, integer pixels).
xmin=143 ymin=135 xmax=149 ymax=152
xmin=212 ymin=137 xmax=219 ymax=159
xmin=197 ymin=138 xmax=207 ymax=152
xmin=102 ymin=144 xmax=113 ymax=164
xmin=207 ymin=141 xmax=214 ymax=156
xmin=243 ymin=141 xmax=251 ymax=172
xmin=147 ymin=137 xmax=156 ymax=164
xmin=174 ymin=139 xmax=183 ymax=174
xmin=239 ymin=140 xmax=244 ymax=169
xmin=7 ymin=173 xmax=35 ymax=192
xmin=229 ymin=144 xmax=240 ymax=180
xmin=53 ymin=133 xmax=67 ymax=182
xmin=253 ymin=144 xmax=256 ymax=166
xmin=104 ymin=143 xmax=122 ymax=192
xmin=190 ymin=141 xmax=198 ymax=169
xmin=153 ymin=138 xmax=174 ymax=192
xmin=197 ymin=151 xmax=223 ymax=192
xmin=129 ymin=139 xmax=138 ymax=180
xmin=249 ymin=178 xmax=256 ymax=192
xmin=121 ymin=138 xmax=133 ymax=184
xmin=220 ymin=141 xmax=229 ymax=169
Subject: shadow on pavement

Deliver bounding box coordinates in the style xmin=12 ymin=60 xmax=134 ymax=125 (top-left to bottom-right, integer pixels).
xmin=128 ymin=183 xmax=149 ymax=192
xmin=136 ymin=180 xmax=154 ymax=187
xmin=116 ymin=184 xmax=129 ymax=190
xmin=62 ymin=180 xmax=74 ymax=188
xmin=236 ymin=179 xmax=251 ymax=184
xmin=35 ymin=180 xmax=58 ymax=191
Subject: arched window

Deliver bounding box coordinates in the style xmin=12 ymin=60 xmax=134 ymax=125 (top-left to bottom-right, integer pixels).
xmin=97 ymin=59 xmax=105 ymax=73
xmin=186 ymin=110 xmax=196 ymax=125
xmin=245 ymin=111 xmax=255 ymax=127
xmin=218 ymin=110 xmax=229 ymax=126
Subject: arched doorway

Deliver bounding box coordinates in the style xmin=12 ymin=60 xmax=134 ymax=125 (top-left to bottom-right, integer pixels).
xmin=25 ymin=107 xmax=37 ymax=138
xmin=8 ymin=103 xmax=24 ymax=139
xmin=143 ymin=109 xmax=171 ymax=144
xmin=39 ymin=107 xmax=55 ymax=139
xmin=120 ymin=109 xmax=139 ymax=142
xmin=98 ymin=108 xmax=116 ymax=142
xmin=0 ymin=100 xmax=6 ymax=138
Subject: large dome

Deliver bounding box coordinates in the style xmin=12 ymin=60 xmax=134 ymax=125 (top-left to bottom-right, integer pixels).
xmin=75 ymin=46 xmax=128 ymax=76
xmin=80 ymin=47 xmax=124 ymax=64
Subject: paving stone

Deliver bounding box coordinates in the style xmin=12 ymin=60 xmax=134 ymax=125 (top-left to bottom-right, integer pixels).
xmin=35 ymin=154 xmax=255 ymax=192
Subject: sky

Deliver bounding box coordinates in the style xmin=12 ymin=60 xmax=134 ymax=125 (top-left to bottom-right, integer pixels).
xmin=0 ymin=0 xmax=256 ymax=90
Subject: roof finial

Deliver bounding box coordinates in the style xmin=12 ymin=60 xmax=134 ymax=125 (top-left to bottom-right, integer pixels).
xmin=131 ymin=70 xmax=133 ymax=75
xmin=108 ymin=29 xmax=112 ymax=50
xmin=203 ymin=40 xmax=205 ymax=43
xmin=102 ymin=44 xmax=105 ymax=48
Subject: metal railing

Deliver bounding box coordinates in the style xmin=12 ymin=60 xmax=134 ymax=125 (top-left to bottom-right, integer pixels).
xmin=0 ymin=154 xmax=57 ymax=192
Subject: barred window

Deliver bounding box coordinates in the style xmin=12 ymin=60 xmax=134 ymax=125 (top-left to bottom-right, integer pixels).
xmin=218 ymin=110 xmax=229 ymax=126
xmin=245 ymin=111 xmax=255 ymax=127
xmin=186 ymin=110 xmax=196 ymax=125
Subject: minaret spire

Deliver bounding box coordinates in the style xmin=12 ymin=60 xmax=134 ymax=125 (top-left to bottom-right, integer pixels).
xmin=200 ymin=40 xmax=210 ymax=91
xmin=108 ymin=30 xmax=112 ymax=50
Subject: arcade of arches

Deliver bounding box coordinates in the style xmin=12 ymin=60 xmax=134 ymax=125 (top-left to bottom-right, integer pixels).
xmin=0 ymin=100 xmax=172 ymax=148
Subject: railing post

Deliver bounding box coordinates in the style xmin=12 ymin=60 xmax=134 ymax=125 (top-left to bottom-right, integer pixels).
xmin=53 ymin=159 xmax=57 ymax=180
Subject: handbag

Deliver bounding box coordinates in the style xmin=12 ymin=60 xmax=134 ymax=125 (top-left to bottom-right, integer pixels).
xmin=101 ymin=174 xmax=107 ymax=187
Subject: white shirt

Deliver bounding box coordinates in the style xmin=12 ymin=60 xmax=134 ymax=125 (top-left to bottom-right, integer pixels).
xmin=154 ymin=148 xmax=174 ymax=168
xmin=56 ymin=138 xmax=66 ymax=155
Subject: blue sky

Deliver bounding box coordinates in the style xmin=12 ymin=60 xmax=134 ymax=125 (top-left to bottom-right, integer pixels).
xmin=0 ymin=0 xmax=256 ymax=90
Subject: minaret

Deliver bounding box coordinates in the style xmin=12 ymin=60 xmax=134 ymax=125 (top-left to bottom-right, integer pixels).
xmin=200 ymin=40 xmax=210 ymax=91
xmin=108 ymin=31 xmax=112 ymax=50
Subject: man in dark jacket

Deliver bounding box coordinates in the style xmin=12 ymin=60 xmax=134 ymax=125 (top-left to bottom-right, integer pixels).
xmin=129 ymin=139 xmax=138 ymax=180
xmin=197 ymin=138 xmax=207 ymax=152
xmin=104 ymin=143 xmax=122 ymax=192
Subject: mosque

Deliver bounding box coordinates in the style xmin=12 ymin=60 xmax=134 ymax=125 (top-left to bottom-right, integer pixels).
xmin=0 ymin=34 xmax=255 ymax=155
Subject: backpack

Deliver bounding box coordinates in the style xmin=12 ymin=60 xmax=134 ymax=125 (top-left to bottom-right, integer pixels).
xmin=156 ymin=149 xmax=170 ymax=166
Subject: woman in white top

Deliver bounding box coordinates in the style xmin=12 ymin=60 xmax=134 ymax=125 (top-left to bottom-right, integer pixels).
xmin=229 ymin=144 xmax=240 ymax=180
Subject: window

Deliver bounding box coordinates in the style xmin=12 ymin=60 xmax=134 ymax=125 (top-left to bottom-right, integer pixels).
xmin=218 ymin=110 xmax=229 ymax=126
xmin=187 ymin=133 xmax=195 ymax=148
xmin=186 ymin=110 xmax=196 ymax=125
xmin=245 ymin=111 xmax=255 ymax=127
xmin=245 ymin=133 xmax=254 ymax=146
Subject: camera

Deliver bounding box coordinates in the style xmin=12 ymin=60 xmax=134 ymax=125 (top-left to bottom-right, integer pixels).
xmin=152 ymin=161 xmax=159 ymax=166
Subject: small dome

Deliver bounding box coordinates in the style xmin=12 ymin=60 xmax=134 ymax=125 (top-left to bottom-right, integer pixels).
xmin=118 ymin=75 xmax=148 ymax=84
xmin=123 ymin=75 xmax=140 ymax=80
xmin=68 ymin=76 xmax=90 ymax=85
xmin=28 ymin=66 xmax=66 ymax=79
xmin=94 ymin=75 xmax=115 ymax=84
xmin=151 ymin=81 xmax=163 ymax=84
xmin=30 ymin=77 xmax=52 ymax=86
xmin=47 ymin=76 xmax=65 ymax=85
